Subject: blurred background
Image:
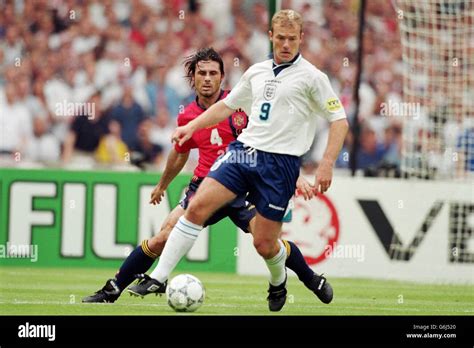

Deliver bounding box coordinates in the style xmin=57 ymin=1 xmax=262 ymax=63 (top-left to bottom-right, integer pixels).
xmin=0 ymin=0 xmax=413 ymax=176
xmin=1 ymin=0 xmax=472 ymax=180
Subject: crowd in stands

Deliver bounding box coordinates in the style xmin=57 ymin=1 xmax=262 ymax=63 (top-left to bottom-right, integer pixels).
xmin=0 ymin=0 xmax=411 ymax=174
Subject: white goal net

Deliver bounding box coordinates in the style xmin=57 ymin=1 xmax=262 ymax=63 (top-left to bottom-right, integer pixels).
xmin=394 ymin=0 xmax=474 ymax=180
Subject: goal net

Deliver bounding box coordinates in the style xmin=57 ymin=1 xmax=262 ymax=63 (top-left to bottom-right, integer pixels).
xmin=394 ymin=0 xmax=474 ymax=180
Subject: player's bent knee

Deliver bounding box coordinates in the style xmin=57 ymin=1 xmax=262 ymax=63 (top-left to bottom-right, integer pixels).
xmin=253 ymin=239 xmax=275 ymax=259
xmin=184 ymin=200 xmax=208 ymax=226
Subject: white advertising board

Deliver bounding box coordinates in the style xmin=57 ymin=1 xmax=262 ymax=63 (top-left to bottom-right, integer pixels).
xmin=237 ymin=177 xmax=474 ymax=284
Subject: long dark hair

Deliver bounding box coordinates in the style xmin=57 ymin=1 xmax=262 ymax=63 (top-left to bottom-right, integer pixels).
xmin=184 ymin=47 xmax=224 ymax=87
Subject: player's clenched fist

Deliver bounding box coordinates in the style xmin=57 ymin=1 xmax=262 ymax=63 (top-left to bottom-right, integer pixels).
xmin=149 ymin=185 xmax=166 ymax=205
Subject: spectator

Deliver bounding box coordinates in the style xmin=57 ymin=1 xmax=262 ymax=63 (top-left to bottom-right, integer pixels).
xmin=62 ymin=92 xmax=112 ymax=164
xmin=130 ymin=119 xmax=163 ymax=168
xmin=26 ymin=117 xmax=61 ymax=162
xmin=95 ymin=120 xmax=129 ymax=165
xmin=145 ymin=66 xmax=182 ymax=119
xmin=0 ymin=83 xmax=32 ymax=158
xmin=383 ymin=123 xmax=402 ymax=167
xmin=1 ymin=25 xmax=23 ymax=65
xmin=456 ymin=127 xmax=474 ymax=173
xmin=110 ymin=86 xmax=147 ymax=151
xmin=16 ymin=75 xmax=48 ymax=121
xmin=357 ymin=123 xmax=387 ymax=170
xmin=150 ymin=108 xmax=174 ymax=155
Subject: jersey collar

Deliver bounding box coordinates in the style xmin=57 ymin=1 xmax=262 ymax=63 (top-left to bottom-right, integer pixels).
xmin=271 ymin=52 xmax=302 ymax=77
xmin=195 ymin=89 xmax=225 ymax=111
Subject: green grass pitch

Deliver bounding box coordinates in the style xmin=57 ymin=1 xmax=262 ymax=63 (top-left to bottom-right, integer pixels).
xmin=0 ymin=267 xmax=473 ymax=315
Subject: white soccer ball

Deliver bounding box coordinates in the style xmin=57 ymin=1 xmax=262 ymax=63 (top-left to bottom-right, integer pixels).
xmin=166 ymin=274 xmax=205 ymax=312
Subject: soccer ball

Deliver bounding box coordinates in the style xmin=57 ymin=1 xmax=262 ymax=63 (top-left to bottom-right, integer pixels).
xmin=166 ymin=274 xmax=205 ymax=312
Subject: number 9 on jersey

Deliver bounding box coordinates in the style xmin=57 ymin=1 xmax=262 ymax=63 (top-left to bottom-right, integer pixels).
xmin=259 ymin=102 xmax=271 ymax=121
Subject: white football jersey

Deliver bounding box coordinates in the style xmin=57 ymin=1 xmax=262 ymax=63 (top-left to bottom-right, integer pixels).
xmin=223 ymin=54 xmax=346 ymax=156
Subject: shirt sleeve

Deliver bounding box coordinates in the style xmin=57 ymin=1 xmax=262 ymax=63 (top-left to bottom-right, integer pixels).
xmin=174 ymin=114 xmax=196 ymax=153
xmin=174 ymin=139 xmax=196 ymax=153
xmin=222 ymin=69 xmax=253 ymax=115
xmin=310 ymin=72 xmax=347 ymax=122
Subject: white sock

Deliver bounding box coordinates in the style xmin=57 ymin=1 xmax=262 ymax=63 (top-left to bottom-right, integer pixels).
xmin=264 ymin=240 xmax=287 ymax=286
xmin=149 ymin=216 xmax=202 ymax=283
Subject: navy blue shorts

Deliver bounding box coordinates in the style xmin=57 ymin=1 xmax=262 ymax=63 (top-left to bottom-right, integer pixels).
xmin=179 ymin=176 xmax=255 ymax=233
xmin=207 ymin=141 xmax=300 ymax=221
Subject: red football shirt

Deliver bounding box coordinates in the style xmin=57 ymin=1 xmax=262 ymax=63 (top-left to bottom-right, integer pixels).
xmin=175 ymin=90 xmax=248 ymax=178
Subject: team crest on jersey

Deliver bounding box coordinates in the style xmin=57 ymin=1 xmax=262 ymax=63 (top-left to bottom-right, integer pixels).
xmin=263 ymin=83 xmax=277 ymax=100
xmin=231 ymin=111 xmax=248 ymax=135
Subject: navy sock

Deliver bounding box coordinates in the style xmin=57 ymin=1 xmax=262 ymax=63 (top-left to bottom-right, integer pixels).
xmin=283 ymin=240 xmax=315 ymax=285
xmin=114 ymin=240 xmax=157 ymax=291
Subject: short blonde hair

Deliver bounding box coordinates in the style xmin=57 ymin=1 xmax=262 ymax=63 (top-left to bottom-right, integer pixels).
xmin=271 ymin=9 xmax=303 ymax=33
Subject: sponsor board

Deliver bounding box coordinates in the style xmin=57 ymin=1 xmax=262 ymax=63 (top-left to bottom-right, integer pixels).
xmin=237 ymin=177 xmax=474 ymax=284
xmin=0 ymin=168 xmax=237 ymax=272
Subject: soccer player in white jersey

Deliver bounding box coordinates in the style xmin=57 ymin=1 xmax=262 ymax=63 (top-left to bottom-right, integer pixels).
xmin=146 ymin=9 xmax=349 ymax=311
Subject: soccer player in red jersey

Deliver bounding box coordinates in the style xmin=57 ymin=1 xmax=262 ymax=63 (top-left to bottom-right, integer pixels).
xmin=83 ymin=48 xmax=332 ymax=305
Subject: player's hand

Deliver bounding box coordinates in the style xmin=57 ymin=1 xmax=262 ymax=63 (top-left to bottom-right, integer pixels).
xmin=150 ymin=184 xmax=166 ymax=205
xmin=296 ymin=176 xmax=315 ymax=200
xmin=172 ymin=124 xmax=194 ymax=147
xmin=314 ymin=159 xmax=333 ymax=194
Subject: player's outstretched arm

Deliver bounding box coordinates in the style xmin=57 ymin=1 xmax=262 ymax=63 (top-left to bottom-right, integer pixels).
xmin=315 ymin=119 xmax=349 ymax=193
xmin=150 ymin=148 xmax=190 ymax=205
xmin=172 ymin=100 xmax=235 ymax=146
